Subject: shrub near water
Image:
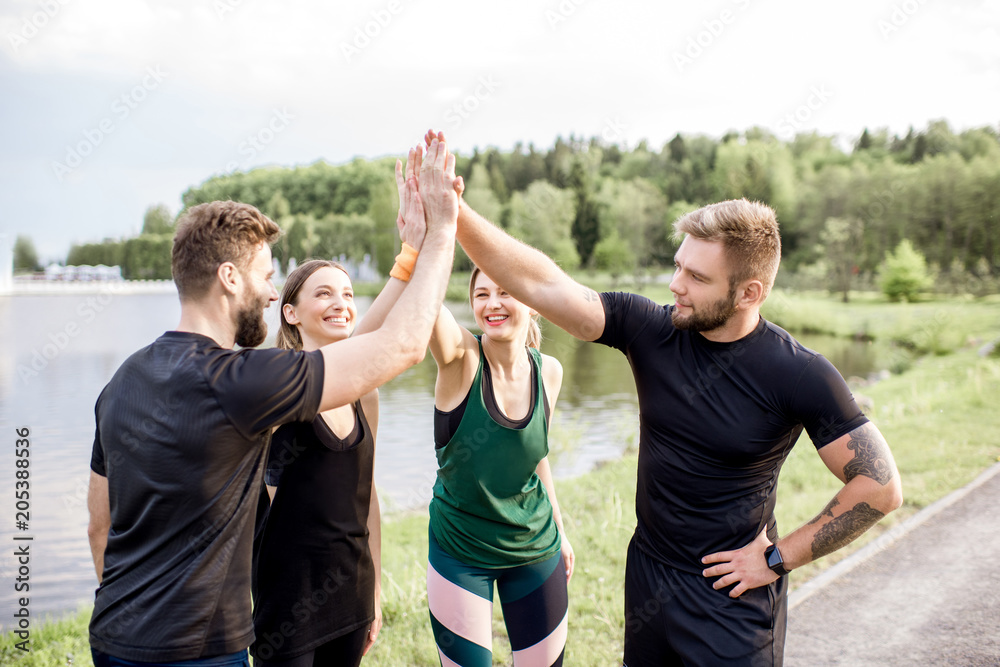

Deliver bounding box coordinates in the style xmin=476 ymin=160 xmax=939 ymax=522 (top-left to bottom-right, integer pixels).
xmin=878 ymin=239 xmax=933 ymax=302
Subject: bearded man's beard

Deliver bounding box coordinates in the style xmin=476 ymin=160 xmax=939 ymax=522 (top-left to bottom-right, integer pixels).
xmin=671 ymin=289 xmax=738 ymax=332
xmin=234 ymin=295 xmax=269 ymax=348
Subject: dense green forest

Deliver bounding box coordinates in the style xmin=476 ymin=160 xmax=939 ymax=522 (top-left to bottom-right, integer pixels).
xmin=64 ymin=121 xmax=1000 ymax=295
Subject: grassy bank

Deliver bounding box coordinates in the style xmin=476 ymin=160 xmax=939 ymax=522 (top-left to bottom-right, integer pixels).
xmin=5 ymin=291 xmax=999 ymax=665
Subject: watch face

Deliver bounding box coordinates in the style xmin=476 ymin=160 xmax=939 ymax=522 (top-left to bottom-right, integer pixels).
xmin=766 ymin=545 xmax=787 ymax=574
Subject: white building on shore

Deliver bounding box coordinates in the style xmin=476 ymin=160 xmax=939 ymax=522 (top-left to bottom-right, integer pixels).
xmin=0 ymin=235 xmax=174 ymax=295
xmin=0 ymin=234 xmax=12 ymax=295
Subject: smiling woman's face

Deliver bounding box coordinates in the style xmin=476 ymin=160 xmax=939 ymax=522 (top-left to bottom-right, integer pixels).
xmin=282 ymin=265 xmax=356 ymax=350
xmin=471 ymin=271 xmax=533 ymax=344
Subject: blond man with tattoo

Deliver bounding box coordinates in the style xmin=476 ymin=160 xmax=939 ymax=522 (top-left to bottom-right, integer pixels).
xmin=443 ymin=178 xmax=902 ymax=666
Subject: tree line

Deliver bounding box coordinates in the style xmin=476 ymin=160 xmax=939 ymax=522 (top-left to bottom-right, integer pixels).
xmin=43 ymin=120 xmax=1000 ymax=296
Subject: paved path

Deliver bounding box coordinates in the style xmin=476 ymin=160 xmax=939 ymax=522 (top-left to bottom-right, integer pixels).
xmin=785 ymin=463 xmax=1000 ymax=666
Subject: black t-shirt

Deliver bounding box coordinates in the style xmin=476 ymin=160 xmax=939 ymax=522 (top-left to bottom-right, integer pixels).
xmin=89 ymin=331 xmax=324 ymax=662
xmin=597 ymin=292 xmax=868 ymax=574
xmin=252 ymin=402 xmax=376 ymax=660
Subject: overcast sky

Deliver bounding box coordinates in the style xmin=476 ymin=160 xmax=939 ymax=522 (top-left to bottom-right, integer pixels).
xmin=2 ymin=0 xmax=998 ymax=261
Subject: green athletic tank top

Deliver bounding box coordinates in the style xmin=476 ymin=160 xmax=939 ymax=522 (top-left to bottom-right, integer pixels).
xmin=428 ymin=340 xmax=560 ymax=568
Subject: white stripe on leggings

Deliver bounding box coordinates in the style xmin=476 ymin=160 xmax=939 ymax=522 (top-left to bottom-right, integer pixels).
xmin=511 ymin=610 xmax=568 ymax=666
xmin=427 ymin=561 xmax=494 ymax=651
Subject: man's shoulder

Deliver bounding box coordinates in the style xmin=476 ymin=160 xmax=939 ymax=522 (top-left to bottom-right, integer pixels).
xmin=601 ymin=290 xmax=669 ymax=310
xmin=758 ymin=319 xmax=822 ymax=362
xmin=600 ymin=291 xmax=673 ymax=325
xmin=755 ymin=320 xmax=847 ymax=394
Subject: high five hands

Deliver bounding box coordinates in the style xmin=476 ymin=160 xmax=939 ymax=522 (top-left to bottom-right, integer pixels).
xmin=424 ymin=130 xmax=465 ymax=200
xmin=394 ymin=132 xmax=465 ymax=250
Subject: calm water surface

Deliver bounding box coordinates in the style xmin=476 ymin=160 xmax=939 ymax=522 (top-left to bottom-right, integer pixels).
xmin=0 ymin=288 xmax=882 ymax=627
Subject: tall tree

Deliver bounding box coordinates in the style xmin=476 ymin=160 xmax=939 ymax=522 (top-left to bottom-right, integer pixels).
xmin=141 ymin=204 xmax=174 ymax=235
xmin=820 ymin=217 xmax=865 ymax=302
xmin=856 ymin=128 xmax=872 ymax=152
xmin=367 ymin=178 xmax=398 ymax=274
xmin=507 ymin=181 xmax=578 ymax=269
xmin=595 ymin=177 xmax=669 ymax=267
xmin=13 ymin=235 xmax=40 ymax=272
xmin=668 ymin=133 xmax=687 ymax=163
xmin=569 ymin=159 xmax=601 ymax=267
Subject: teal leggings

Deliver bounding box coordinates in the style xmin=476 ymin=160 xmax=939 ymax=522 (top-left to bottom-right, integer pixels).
xmin=427 ymin=529 xmax=567 ymax=667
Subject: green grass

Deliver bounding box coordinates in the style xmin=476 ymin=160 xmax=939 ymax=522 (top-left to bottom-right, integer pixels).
xmin=0 ymin=605 xmax=91 ymax=666
xmin=6 ymin=291 xmax=1000 ymax=666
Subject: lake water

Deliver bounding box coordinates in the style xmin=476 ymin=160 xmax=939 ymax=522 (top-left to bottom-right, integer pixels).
xmin=0 ymin=287 xmax=883 ymax=628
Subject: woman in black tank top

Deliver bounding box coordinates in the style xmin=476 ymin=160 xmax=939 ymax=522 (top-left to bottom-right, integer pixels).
xmin=251 ymin=260 xmax=383 ymax=667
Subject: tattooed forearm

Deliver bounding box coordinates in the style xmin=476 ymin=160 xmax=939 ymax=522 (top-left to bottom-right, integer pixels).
xmin=811 ymin=502 xmax=885 ymax=560
xmin=843 ymin=423 xmax=894 ymax=485
xmin=807 ymin=497 xmax=841 ymax=525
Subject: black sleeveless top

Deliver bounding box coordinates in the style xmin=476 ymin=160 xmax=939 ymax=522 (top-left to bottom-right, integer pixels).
xmin=251 ymin=402 xmax=375 ymax=660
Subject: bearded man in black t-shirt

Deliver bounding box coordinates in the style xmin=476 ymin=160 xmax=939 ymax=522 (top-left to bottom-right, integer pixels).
xmin=85 ymin=138 xmax=462 ymax=666
xmin=452 ymin=194 xmax=903 ymax=666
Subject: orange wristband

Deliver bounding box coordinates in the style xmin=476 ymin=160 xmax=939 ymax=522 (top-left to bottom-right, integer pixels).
xmin=389 ymin=243 xmax=418 ymax=282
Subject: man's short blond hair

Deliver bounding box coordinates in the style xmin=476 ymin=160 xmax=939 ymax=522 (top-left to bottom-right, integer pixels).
xmin=673 ymin=199 xmax=781 ymax=298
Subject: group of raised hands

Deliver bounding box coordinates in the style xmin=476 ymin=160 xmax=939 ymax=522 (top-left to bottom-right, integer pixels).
xmin=393 ymin=130 xmax=466 ymax=252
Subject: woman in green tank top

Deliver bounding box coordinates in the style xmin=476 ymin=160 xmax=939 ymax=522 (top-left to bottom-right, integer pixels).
xmin=369 ymin=141 xmax=574 ymax=665
xmin=425 ymin=265 xmax=575 ymax=667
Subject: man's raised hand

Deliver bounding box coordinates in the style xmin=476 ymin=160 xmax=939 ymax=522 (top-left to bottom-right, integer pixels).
xmin=423 ymin=129 xmax=465 ymax=199
xmin=419 ymin=134 xmax=460 ymax=234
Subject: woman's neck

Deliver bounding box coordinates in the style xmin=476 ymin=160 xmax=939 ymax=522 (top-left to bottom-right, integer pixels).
xmin=481 ymin=335 xmax=529 ymax=379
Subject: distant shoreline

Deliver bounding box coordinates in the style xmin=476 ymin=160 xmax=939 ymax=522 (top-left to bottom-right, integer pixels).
xmin=2 ymin=279 xmax=177 ymax=296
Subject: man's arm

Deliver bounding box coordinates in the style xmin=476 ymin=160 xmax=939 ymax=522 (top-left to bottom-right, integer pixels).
xmin=415 ymin=127 xmax=606 ymax=342
xmin=701 ymin=422 xmax=903 ymax=597
xmin=87 ymin=470 xmax=110 ymax=583
xmin=782 ymin=422 xmax=903 ymax=566
xmin=456 ymin=200 xmax=605 ymax=342
xmin=316 ymin=137 xmax=458 ymax=412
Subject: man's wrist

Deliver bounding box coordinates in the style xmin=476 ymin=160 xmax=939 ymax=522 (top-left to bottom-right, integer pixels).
xmin=765 ymin=543 xmax=791 ymax=576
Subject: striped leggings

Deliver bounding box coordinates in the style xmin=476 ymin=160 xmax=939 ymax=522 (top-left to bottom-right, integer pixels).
xmin=427 ymin=529 xmax=568 ymax=667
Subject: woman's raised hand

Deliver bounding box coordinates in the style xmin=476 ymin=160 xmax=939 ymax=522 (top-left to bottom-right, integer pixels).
xmin=395 ymin=146 xmax=426 ymax=250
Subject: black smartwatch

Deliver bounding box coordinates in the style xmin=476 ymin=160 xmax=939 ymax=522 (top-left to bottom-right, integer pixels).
xmin=764 ymin=544 xmax=790 ymax=576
